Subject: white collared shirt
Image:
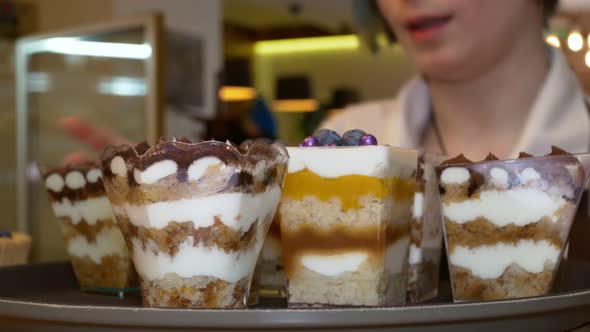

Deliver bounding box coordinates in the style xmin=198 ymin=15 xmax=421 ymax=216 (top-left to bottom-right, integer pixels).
xmin=321 ymin=48 xmax=590 ymax=157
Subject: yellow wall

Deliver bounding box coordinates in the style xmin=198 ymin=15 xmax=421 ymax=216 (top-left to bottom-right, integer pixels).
xmin=253 ymin=43 xmax=416 ymax=141
xmin=254 ymin=44 xmax=415 ymax=105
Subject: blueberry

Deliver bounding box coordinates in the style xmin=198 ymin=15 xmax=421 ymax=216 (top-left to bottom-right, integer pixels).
xmin=300 ymin=136 xmax=319 ymax=147
xmin=313 ymin=129 xmax=342 ymax=146
xmin=0 ymin=230 xmax=12 ymax=238
xmin=341 ymin=129 xmax=366 ymax=146
xmin=359 ymin=134 xmax=378 ymax=146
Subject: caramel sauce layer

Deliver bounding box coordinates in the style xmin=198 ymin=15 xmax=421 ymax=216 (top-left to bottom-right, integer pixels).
xmin=281 ymin=223 xmax=408 ymax=277
xmin=283 ymin=169 xmax=414 ymax=211
xmin=60 ymin=217 xmax=117 ymax=244
xmin=444 ymin=217 xmax=565 ymax=253
xmin=117 ymin=217 xmax=262 ymax=257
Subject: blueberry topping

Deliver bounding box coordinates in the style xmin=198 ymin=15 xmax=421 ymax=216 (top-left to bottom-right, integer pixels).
xmin=359 ymin=134 xmax=378 ymax=146
xmin=341 ymin=129 xmax=366 ymax=146
xmin=314 ymin=129 xmax=342 ymax=146
xmin=300 ymin=136 xmax=319 ymax=147
xmin=0 ymin=230 xmax=12 ymax=238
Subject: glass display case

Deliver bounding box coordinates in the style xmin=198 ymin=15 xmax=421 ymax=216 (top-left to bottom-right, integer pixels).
xmin=15 ymin=14 xmax=164 ymax=261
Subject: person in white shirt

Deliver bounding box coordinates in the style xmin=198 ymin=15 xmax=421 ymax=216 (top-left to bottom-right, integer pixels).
xmin=322 ymin=0 xmax=589 ymax=160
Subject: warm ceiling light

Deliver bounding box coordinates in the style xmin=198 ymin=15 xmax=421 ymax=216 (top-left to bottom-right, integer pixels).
xmin=254 ymin=35 xmax=359 ymax=55
xmin=272 ymin=99 xmax=318 ymax=112
xmin=218 ymin=86 xmax=256 ymax=102
xmin=40 ymin=38 xmax=152 ymax=59
xmin=585 ymin=50 xmax=590 ymax=68
xmin=567 ymin=31 xmax=584 ymax=52
xmin=545 ymin=34 xmax=561 ymax=48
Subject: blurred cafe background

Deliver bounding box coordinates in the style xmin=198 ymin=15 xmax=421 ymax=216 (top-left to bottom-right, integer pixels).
xmin=0 ymin=0 xmax=588 ymax=263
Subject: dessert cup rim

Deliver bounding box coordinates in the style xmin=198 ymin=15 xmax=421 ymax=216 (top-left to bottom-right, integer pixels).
xmin=100 ymin=139 xmax=289 ymax=164
xmin=41 ymin=161 xmax=100 ymax=178
xmin=437 ymin=153 xmax=585 ymax=170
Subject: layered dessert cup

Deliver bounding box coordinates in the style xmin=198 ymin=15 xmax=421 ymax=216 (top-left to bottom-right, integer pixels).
xmin=438 ymin=149 xmax=587 ymax=301
xmin=406 ymin=153 xmax=445 ymax=303
xmin=43 ymin=162 xmax=137 ymax=293
xmin=280 ymin=145 xmax=418 ymax=307
xmin=99 ymin=138 xmax=289 ymax=308
xmin=0 ymin=232 xmax=31 ymax=266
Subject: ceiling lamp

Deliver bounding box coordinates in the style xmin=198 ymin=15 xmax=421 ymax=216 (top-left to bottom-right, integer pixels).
xmin=218 ymin=86 xmax=256 ymax=102
xmin=272 ymin=76 xmax=317 ymax=112
xmin=545 ymin=34 xmax=560 ymax=48
xmin=272 ymin=99 xmax=318 ymax=112
xmin=220 ymin=58 xmax=256 ymax=102
xmin=254 ymin=35 xmax=359 ymax=55
xmin=567 ymin=30 xmax=584 ymax=52
xmin=585 ymin=50 xmax=590 ymax=68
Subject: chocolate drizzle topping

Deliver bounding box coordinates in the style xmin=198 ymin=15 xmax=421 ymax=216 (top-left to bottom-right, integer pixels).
xmin=441 ymin=154 xmax=472 ymax=166
xmin=437 ymin=146 xmax=584 ymax=200
xmin=518 ymin=152 xmax=533 ymax=159
xmin=441 ymin=146 xmax=571 ymax=166
xmin=548 ymin=146 xmax=568 ymax=156
xmin=42 ymin=161 xmax=105 ymax=202
xmin=99 ymin=137 xmax=289 ymax=188
xmin=483 ymin=153 xmax=499 ymax=161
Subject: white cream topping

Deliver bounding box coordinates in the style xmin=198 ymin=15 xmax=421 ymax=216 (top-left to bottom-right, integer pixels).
xmin=443 ymin=188 xmax=566 ymax=226
xmin=110 ymin=156 xmax=127 ymax=178
xmin=86 ymin=169 xmax=102 ymax=183
xmin=112 ymin=185 xmax=282 ymax=232
xmin=67 ymin=227 xmax=127 ymax=264
xmin=385 ymin=235 xmax=410 ymax=275
xmin=132 ymin=236 xmax=263 ymax=283
xmin=412 ymin=192 xmax=424 ymax=219
xmin=187 ymin=156 xmax=226 ymax=181
xmin=52 ymin=196 xmax=114 ymax=225
xmin=286 ymin=146 xmax=391 ymax=178
xmin=519 ymin=167 xmax=541 ymax=184
xmin=300 ymin=252 xmax=368 ymax=277
xmin=134 ymin=160 xmax=177 ymax=185
xmin=65 ymin=171 xmax=86 ymax=190
xmin=408 ymin=243 xmax=423 ymax=265
xmin=45 ymin=173 xmax=65 ymax=192
xmin=490 ymin=167 xmax=509 ymax=189
xmin=440 ymin=167 xmax=470 ymax=185
xmin=450 ymin=240 xmax=560 ymax=279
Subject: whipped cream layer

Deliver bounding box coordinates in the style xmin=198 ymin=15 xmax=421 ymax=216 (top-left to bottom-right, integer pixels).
xmin=300 ymin=252 xmax=368 ymax=277
xmin=67 ymin=227 xmax=127 ymax=263
xmin=443 ymin=188 xmax=567 ymax=227
xmin=286 ymin=146 xmax=417 ymax=178
xmin=440 ymin=167 xmax=470 ymax=185
xmin=134 ymin=160 xmax=178 ymax=185
xmin=52 ymin=196 xmax=114 ymax=224
xmin=132 ymin=234 xmax=265 ymax=283
xmin=45 ymin=168 xmax=103 ymax=192
xmin=450 ymin=240 xmax=560 ymax=279
xmin=408 ymin=243 xmax=423 ymax=265
xmin=412 ymin=192 xmax=424 ymax=219
xmin=112 ymin=185 xmax=281 ymax=232
xmin=490 ymin=167 xmax=509 ymax=189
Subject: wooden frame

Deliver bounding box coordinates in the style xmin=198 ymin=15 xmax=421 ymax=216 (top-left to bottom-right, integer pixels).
xmin=14 ymin=13 xmax=164 ymax=233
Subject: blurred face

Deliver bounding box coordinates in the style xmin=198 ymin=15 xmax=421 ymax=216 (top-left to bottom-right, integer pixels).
xmin=377 ymin=0 xmax=544 ymax=82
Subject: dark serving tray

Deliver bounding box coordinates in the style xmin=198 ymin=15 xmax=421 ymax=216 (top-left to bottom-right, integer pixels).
xmin=0 ymin=260 xmax=587 ymax=332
